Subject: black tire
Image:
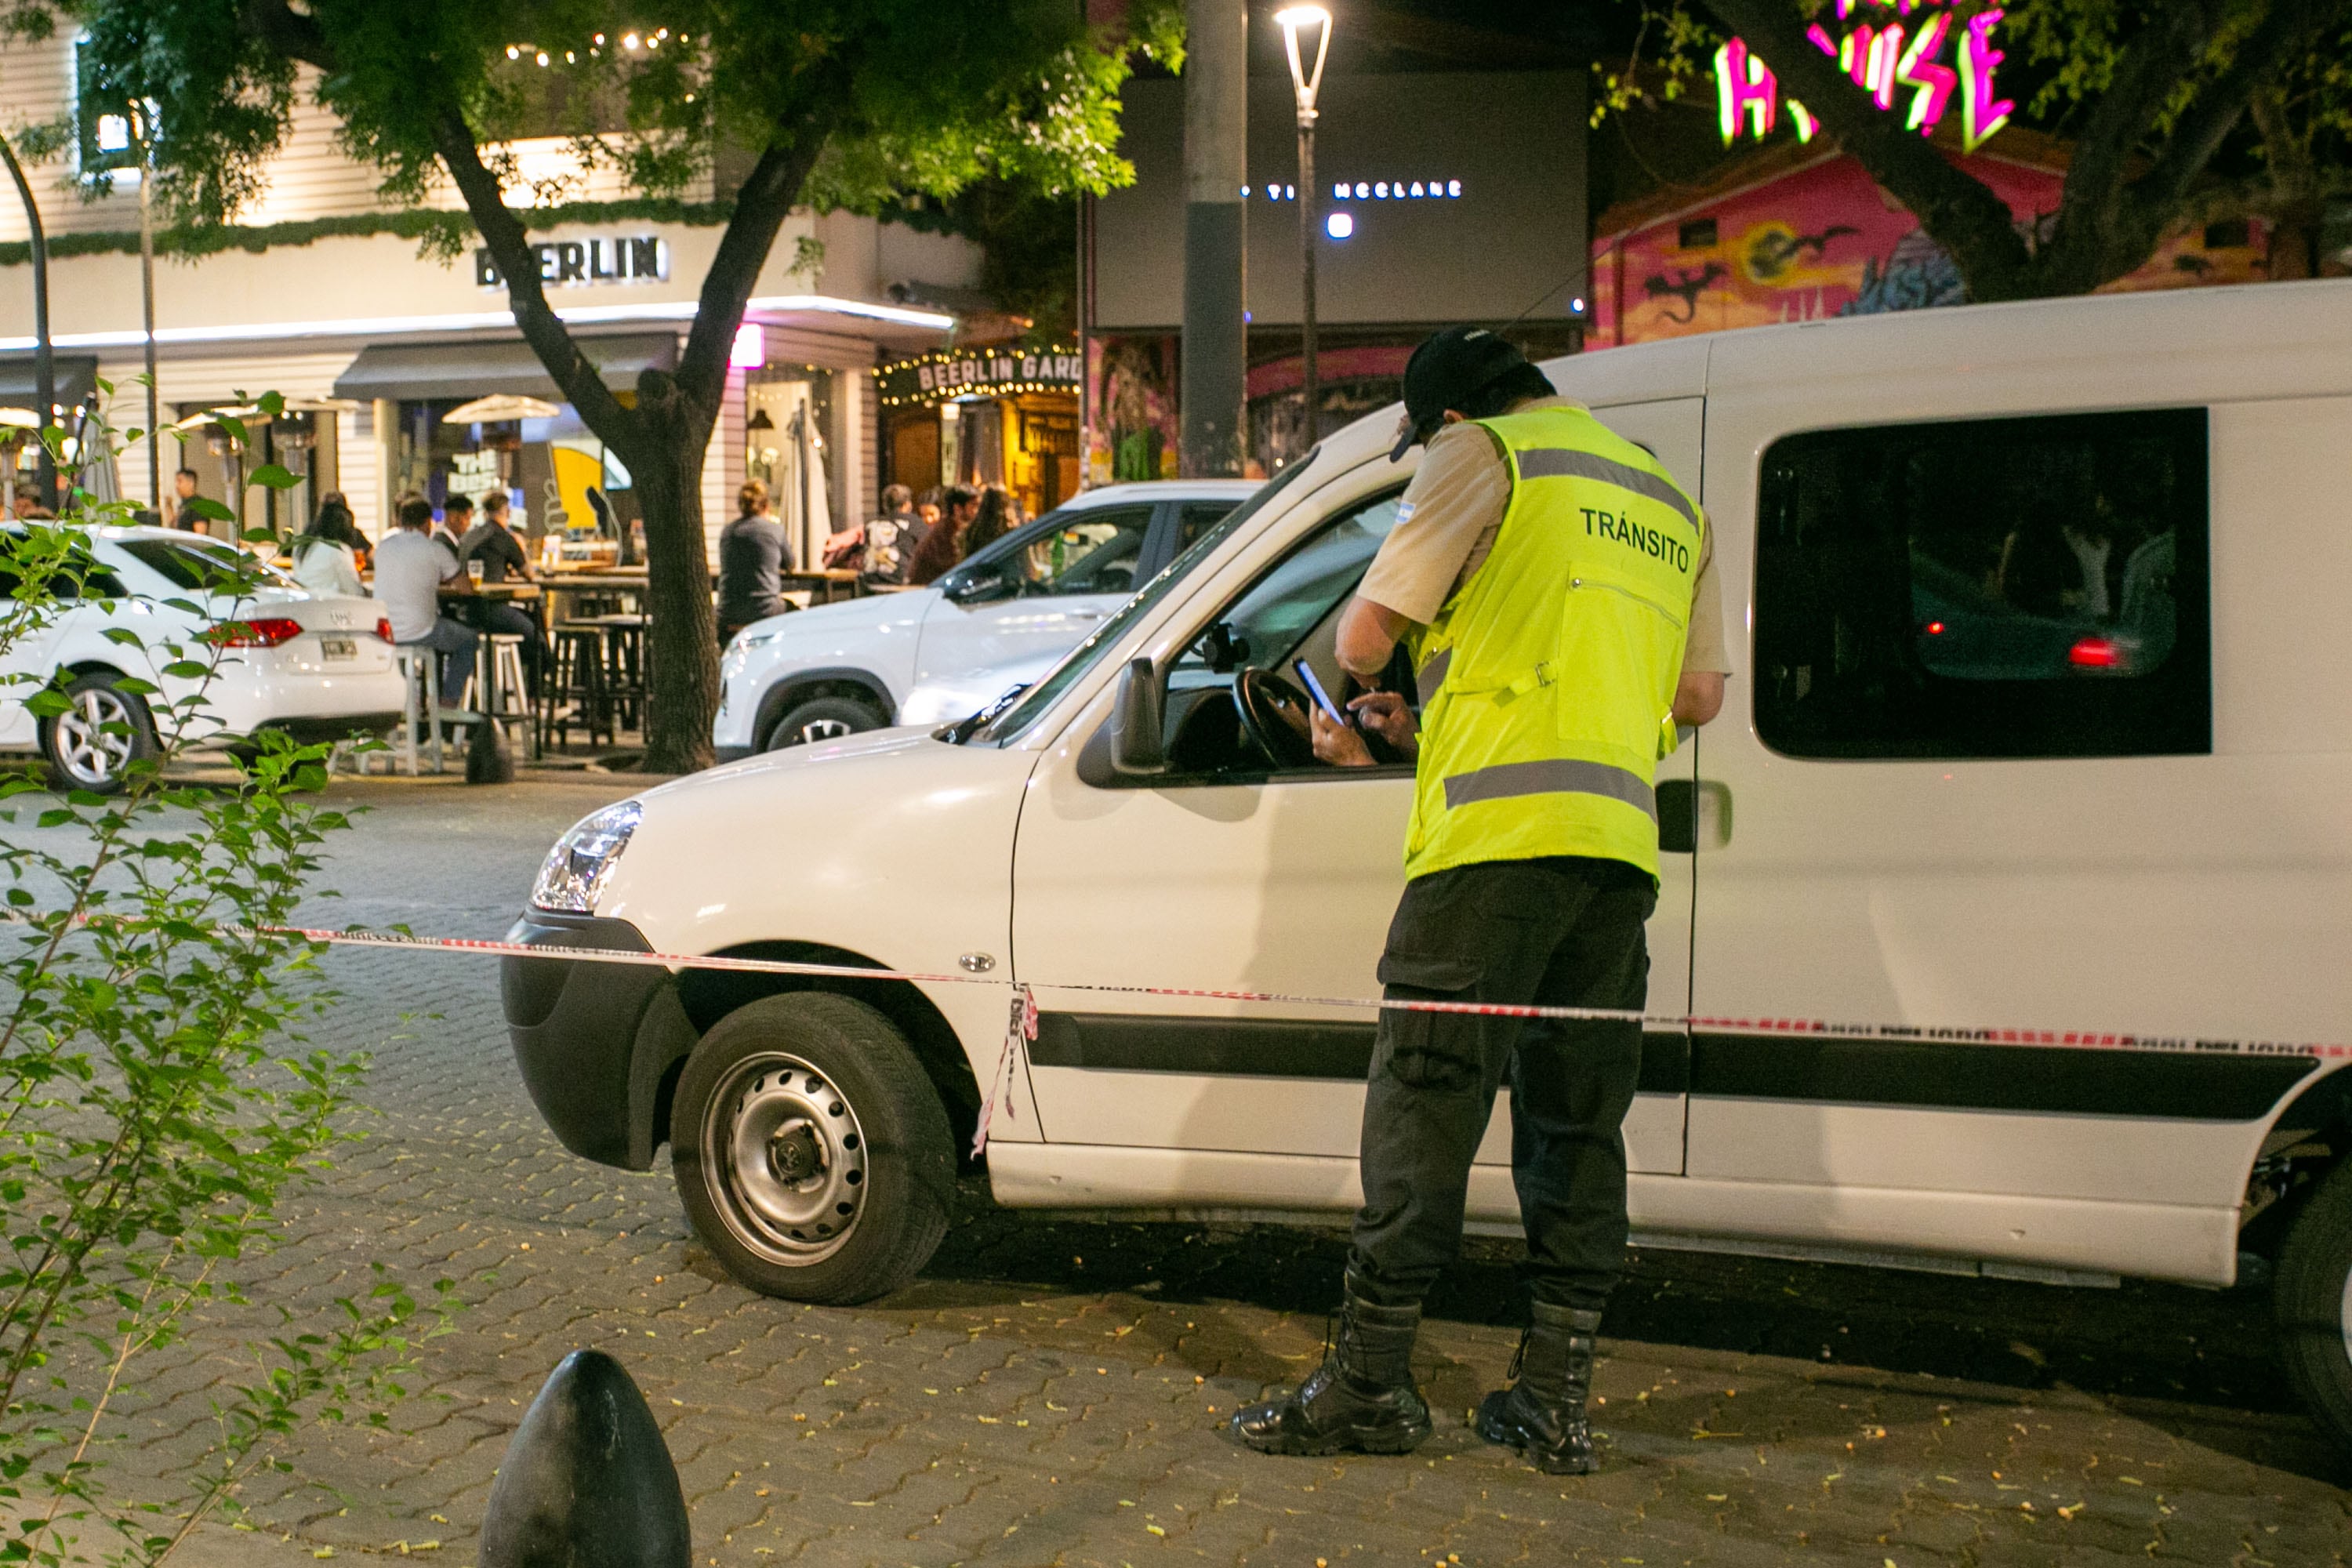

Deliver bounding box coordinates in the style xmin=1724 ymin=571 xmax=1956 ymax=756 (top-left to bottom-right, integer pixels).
xmin=2275 ymin=1157 xmax=2352 ymax=1453
xmin=38 ymin=671 xmax=159 ymax=795
xmin=763 ymin=695 xmax=883 ymax=752
xmin=670 ymin=993 xmax=953 ymax=1304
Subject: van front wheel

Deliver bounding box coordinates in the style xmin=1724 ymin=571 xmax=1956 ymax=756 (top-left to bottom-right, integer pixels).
xmin=2274 ymin=1157 xmax=2352 ymax=1453
xmin=670 ymin=993 xmax=953 ymax=1305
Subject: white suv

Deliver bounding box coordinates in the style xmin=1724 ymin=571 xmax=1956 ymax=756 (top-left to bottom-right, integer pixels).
xmin=506 ymin=281 xmax=2352 ymax=1454
xmin=713 ymin=481 xmax=1257 ymax=759
xmin=2 ymin=527 xmax=405 ymax=790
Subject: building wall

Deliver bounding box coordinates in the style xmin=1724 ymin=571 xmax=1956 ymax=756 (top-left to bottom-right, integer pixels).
xmin=1588 ymin=149 xmax=2273 ymax=350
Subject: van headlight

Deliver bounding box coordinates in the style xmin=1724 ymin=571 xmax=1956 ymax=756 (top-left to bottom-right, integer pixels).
xmin=532 ymin=800 xmax=643 ymax=913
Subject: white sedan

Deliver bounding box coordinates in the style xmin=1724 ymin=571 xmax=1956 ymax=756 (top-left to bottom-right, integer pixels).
xmin=1 ymin=526 xmax=407 ymax=791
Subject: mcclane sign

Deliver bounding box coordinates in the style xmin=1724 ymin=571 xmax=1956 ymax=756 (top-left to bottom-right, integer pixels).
xmin=875 ymin=347 xmax=1085 ymax=409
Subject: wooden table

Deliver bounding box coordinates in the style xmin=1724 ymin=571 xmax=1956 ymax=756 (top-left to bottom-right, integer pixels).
xmin=784 ymin=568 xmax=862 ymax=605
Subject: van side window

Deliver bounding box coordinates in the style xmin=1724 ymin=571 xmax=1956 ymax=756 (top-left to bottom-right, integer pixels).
xmin=1754 ymin=408 xmax=2211 ymax=760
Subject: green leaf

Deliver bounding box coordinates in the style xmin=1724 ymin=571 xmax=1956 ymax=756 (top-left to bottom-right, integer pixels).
xmin=179 ymin=496 xmax=235 ymax=524
xmin=249 ymin=464 xmax=299 ymax=490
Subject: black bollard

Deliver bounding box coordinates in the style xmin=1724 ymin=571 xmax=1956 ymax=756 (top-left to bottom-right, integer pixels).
xmin=481 ymin=1349 xmax=690 ymax=1568
xmin=465 ymin=711 xmax=515 ymax=785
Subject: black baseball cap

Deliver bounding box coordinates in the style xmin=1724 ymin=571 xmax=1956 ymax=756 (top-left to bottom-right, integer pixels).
xmin=1388 ymin=325 xmax=1534 ymax=462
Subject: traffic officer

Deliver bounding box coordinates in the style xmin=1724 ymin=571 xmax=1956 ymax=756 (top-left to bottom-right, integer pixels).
xmin=1231 ymin=326 xmax=1728 ymax=1474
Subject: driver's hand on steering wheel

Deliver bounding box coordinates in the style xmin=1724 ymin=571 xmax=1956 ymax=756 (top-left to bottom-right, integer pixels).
xmin=1310 ymin=704 xmax=1375 ymax=767
xmin=1346 ymin=690 xmax=1418 ymax=758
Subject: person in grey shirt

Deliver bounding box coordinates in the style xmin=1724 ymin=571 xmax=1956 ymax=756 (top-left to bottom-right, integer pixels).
xmin=717 ymin=479 xmax=794 ymax=643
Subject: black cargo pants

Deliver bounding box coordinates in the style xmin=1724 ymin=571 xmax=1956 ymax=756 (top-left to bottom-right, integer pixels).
xmin=1347 ymin=855 xmax=1654 ymax=1313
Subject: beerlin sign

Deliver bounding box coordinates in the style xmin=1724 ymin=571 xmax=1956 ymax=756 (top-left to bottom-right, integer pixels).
xmin=474 ymin=235 xmax=670 ymax=289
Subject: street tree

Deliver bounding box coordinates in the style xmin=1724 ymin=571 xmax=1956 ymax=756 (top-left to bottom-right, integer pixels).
xmin=24 ymin=0 xmax=1178 ymax=773
xmin=1602 ymin=0 xmax=2352 ymax=299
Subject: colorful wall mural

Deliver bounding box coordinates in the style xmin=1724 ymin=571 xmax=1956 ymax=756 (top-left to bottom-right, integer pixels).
xmin=1587 ymin=147 xmax=2271 ymax=350
xmin=1086 ymin=335 xmax=1181 ymax=486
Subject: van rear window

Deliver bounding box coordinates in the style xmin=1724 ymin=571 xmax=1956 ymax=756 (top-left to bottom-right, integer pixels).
xmin=1754 ymin=408 xmax=2210 ymax=760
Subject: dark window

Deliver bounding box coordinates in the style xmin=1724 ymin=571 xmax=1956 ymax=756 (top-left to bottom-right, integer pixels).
xmin=117 ymin=537 xmax=252 ymax=592
xmin=1754 ymin=408 xmax=2210 ymax=760
xmin=74 ymin=40 xmax=140 ymax=177
xmin=1177 ymin=501 xmax=1240 ymax=552
xmin=1678 ymin=218 xmax=1719 ymax=250
xmin=2202 ymin=219 xmax=2252 ymax=250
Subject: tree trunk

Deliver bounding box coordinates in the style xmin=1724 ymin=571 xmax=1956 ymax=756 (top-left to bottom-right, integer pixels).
xmin=628 ymin=384 xmax=721 ymax=775
xmin=2250 ymin=87 xmax=2324 ymax=280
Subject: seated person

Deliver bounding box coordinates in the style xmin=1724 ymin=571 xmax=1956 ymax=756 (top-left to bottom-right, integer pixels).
xmin=376 ymin=495 xmax=475 ymax=706
xmin=457 ymin=489 xmax=549 ymax=699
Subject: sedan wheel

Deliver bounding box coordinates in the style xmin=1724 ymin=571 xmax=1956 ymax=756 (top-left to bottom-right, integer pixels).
xmin=39 ymin=673 xmax=158 ymax=794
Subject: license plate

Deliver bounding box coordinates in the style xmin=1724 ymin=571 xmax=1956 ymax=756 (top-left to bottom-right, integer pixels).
xmin=320 ymin=637 xmax=358 ymax=661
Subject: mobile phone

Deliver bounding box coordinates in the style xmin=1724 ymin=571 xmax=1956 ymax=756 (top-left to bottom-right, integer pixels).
xmin=1292 ymin=659 xmax=1348 ymax=727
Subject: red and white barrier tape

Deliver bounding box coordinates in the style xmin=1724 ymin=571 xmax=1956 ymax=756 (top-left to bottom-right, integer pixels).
xmin=35 ymin=917 xmax=2347 ymax=1152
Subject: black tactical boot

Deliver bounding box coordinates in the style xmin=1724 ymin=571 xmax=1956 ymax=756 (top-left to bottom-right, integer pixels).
xmin=1229 ymin=1276 xmax=1433 ymax=1457
xmin=1477 ymin=1301 xmax=1602 ymax=1474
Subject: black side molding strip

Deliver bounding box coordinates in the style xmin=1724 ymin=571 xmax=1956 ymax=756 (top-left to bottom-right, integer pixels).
xmin=1028 ymin=1014 xmax=2313 ymax=1121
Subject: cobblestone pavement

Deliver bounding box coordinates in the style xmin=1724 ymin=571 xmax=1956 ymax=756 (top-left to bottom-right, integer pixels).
xmin=55 ymin=776 xmax=2352 ymax=1565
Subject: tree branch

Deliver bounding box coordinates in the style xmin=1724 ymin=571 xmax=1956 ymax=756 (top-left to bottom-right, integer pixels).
xmin=672 ymin=99 xmax=842 ymax=412
xmin=429 ymin=107 xmax=643 ymax=458
xmin=235 ymin=0 xmax=332 ymax=70
xmin=1701 ymin=0 xmax=2036 ymax=297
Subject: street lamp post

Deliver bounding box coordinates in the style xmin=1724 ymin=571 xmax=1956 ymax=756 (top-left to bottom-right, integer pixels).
xmin=1276 ymin=7 xmax=1330 ymax=462
xmin=0 ymin=131 xmax=57 ymax=512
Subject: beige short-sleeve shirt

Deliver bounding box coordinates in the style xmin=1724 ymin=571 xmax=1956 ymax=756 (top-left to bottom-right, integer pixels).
xmin=1356 ymin=396 xmax=1731 ymax=675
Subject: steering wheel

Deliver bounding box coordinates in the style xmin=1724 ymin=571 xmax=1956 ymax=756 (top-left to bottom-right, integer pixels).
xmin=1234 ymin=666 xmax=1319 ymax=770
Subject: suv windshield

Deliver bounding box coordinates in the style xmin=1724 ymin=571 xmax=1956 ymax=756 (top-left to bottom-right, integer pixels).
xmin=964 ymin=458 xmax=1319 ymax=747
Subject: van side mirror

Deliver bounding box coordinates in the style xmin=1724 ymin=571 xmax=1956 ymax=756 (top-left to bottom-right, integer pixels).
xmin=1109 ymin=658 xmax=1168 ymax=776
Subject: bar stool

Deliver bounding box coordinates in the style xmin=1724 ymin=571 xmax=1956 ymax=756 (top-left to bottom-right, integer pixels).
xmin=463 ymin=634 xmax=535 ymax=759
xmin=387 ymin=645 xmax=445 ymax=775
xmin=543 ymin=623 xmax=614 ymax=752
xmin=583 ymin=613 xmax=648 ymax=732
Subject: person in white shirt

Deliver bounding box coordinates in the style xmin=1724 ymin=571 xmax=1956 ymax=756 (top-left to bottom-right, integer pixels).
xmin=289 ymin=497 xmax=365 ymax=597
xmin=376 ymin=495 xmax=475 ymax=705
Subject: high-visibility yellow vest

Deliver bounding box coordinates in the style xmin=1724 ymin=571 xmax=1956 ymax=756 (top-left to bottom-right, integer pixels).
xmin=1403 ymin=404 xmax=1703 ymax=883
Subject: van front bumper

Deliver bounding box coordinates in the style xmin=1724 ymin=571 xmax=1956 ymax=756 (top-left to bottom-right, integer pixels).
xmin=500 ymin=910 xmax=700 ymax=1171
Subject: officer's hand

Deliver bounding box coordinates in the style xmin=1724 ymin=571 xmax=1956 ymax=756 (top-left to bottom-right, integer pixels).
xmin=1347 ymin=690 xmax=1417 ymax=757
xmin=1310 ymin=704 xmax=1374 ymax=768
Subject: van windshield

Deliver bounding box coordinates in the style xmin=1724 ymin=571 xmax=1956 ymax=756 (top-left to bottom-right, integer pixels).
xmin=961 ymin=456 xmax=1320 ymax=748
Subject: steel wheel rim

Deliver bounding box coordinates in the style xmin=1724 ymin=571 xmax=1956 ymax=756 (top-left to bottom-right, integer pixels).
xmin=702 ymin=1051 xmax=868 ymax=1265
xmin=54 ymin=688 xmax=134 ymax=786
xmin=2339 ymin=1262 xmax=2352 ymax=1367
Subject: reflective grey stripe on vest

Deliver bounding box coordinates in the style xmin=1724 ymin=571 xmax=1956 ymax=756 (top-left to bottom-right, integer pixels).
xmin=1515 ymin=448 xmax=1700 ymax=533
xmin=1416 ymin=648 xmax=1452 ymax=706
xmin=1441 ymin=758 xmax=1657 ymax=822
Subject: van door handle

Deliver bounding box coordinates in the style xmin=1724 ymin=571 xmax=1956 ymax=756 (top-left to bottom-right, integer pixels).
xmin=1657 ymin=779 xmax=1732 ymax=853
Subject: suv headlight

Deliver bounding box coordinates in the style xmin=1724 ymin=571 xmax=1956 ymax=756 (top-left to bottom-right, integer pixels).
xmin=531 ymin=800 xmax=643 ymax=913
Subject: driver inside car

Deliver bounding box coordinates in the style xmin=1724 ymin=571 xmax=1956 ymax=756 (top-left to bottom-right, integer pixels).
xmin=1307 ymin=685 xmax=1417 ymax=766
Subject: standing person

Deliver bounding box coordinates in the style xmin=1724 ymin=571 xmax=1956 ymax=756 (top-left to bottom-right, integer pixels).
xmin=458 ymin=490 xmax=550 ymax=698
xmin=960 ymin=485 xmax=1014 ymax=559
xmin=290 ymin=496 xmax=365 ymax=598
xmin=906 ymin=484 xmax=978 ymax=586
xmin=837 ymin=482 xmax=928 ymax=586
xmin=717 ymin=479 xmax=793 ymax=643
xmin=376 ymin=495 xmax=477 ymax=705
xmin=1231 ymin=327 xmax=1729 ymax=1475
xmin=161 ymin=468 xmax=204 ymax=532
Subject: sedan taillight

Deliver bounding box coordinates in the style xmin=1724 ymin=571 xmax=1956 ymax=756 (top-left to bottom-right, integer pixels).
xmin=203 ymin=616 xmax=305 ymax=648
xmin=374 ymin=617 xmax=394 ymax=644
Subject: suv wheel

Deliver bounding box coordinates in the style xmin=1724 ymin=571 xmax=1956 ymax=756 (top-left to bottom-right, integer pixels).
xmin=763 ymin=695 xmax=882 ymax=752
xmin=39 ymin=672 xmax=158 ymax=795
xmin=670 ymin=993 xmax=953 ymax=1304
xmin=2275 ymin=1157 xmax=2352 ymax=1453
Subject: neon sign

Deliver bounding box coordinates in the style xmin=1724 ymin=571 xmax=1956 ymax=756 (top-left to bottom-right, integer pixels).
xmin=1714 ymin=2 xmax=2012 ymax=154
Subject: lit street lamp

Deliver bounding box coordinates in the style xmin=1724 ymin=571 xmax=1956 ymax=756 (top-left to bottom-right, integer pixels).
xmin=1276 ymin=5 xmax=1330 ymax=460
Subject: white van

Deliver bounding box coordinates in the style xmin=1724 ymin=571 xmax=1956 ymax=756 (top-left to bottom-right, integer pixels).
xmin=503 ymin=280 xmax=2352 ymax=1450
